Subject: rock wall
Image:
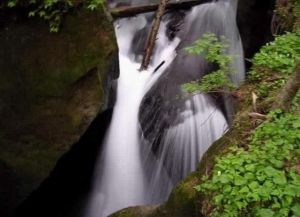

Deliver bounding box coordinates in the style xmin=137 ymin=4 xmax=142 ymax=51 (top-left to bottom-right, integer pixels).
xmin=237 ymin=0 xmax=275 ymax=68
xmin=0 ymin=7 xmax=117 ymax=217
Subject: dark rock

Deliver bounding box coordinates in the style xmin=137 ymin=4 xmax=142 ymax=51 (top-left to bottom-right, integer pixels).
xmin=237 ymin=0 xmax=276 ymax=69
xmin=0 ymin=161 xmax=22 ymax=217
xmin=14 ymin=109 xmax=113 ymax=217
xmin=0 ymin=7 xmax=117 ymax=216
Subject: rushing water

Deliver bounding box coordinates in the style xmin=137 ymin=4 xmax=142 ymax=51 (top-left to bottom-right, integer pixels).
xmin=86 ymin=0 xmax=245 ymax=216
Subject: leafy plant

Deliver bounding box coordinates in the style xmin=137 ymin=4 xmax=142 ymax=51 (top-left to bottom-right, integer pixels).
xmin=182 ymin=33 xmax=236 ymax=93
xmin=196 ymin=111 xmax=300 ymax=217
xmin=87 ymin=0 xmax=104 ymax=11
xmin=2 ymin=0 xmax=104 ymax=32
xmin=251 ymin=32 xmax=300 ymax=74
xmin=249 ymin=32 xmax=300 ymax=98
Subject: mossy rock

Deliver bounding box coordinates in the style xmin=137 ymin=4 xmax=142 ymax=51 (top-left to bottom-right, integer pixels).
xmin=0 ymin=6 xmax=117 ymax=216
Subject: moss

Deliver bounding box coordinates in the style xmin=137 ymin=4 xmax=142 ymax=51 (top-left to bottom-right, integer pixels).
xmin=111 ymin=210 xmax=135 ymax=217
xmin=0 ymin=136 xmax=60 ymax=195
xmin=163 ymin=175 xmax=199 ymax=217
xmin=18 ymin=9 xmax=114 ymax=99
xmin=110 ymin=206 xmax=160 ymax=217
xmin=0 ymin=6 xmax=117 ymax=215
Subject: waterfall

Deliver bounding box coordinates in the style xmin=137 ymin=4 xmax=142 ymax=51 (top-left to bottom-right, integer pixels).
xmin=86 ymin=0 xmax=245 ymax=216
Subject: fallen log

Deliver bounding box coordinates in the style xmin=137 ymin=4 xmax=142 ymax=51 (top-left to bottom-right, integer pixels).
xmin=140 ymin=0 xmax=170 ymax=70
xmin=110 ymin=0 xmax=209 ymax=18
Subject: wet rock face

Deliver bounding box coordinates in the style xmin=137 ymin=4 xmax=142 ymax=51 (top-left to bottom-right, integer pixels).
xmin=0 ymin=7 xmax=117 ymax=217
xmin=237 ymin=0 xmax=276 ymax=69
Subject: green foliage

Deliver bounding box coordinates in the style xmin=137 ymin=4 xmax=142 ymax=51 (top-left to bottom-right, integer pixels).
xmin=196 ymin=111 xmax=300 ymax=217
xmin=294 ymin=0 xmax=300 ymax=31
xmin=87 ymin=0 xmax=104 ymax=11
xmin=249 ymin=32 xmax=300 ymax=98
xmin=291 ymin=90 xmax=300 ymax=112
xmin=2 ymin=0 xmax=104 ymax=32
xmin=251 ymin=32 xmax=300 ymax=74
xmin=182 ymin=33 xmax=236 ymax=93
xmin=183 ymin=71 xmax=235 ymax=93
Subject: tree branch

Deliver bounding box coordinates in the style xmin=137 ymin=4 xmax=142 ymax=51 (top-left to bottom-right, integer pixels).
xmin=140 ymin=0 xmax=170 ymax=71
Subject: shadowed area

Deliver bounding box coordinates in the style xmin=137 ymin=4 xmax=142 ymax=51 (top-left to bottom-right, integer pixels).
xmin=14 ymin=109 xmax=113 ymax=217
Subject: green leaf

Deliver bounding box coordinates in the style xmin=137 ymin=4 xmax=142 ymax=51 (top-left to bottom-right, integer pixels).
xmin=256 ymin=208 xmax=274 ymax=217
xmin=273 ymin=173 xmax=287 ymax=185
xmin=193 ymin=185 xmax=201 ymax=192
xmin=7 ymin=1 xmax=17 ymax=7
xmin=264 ymin=166 xmax=278 ymax=177
xmin=219 ymin=174 xmax=231 ymax=184
xmin=292 ymin=203 xmax=300 ymax=217
xmin=28 ymin=11 xmax=35 ymax=17
xmin=214 ymin=195 xmax=224 ymax=204
xmin=234 ymin=176 xmax=247 ymax=186
xmin=249 ymin=181 xmax=260 ymax=190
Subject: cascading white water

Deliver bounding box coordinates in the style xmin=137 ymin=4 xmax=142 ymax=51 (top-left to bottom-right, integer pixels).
xmin=141 ymin=0 xmax=245 ymax=192
xmin=86 ymin=15 xmax=180 ymax=217
xmin=86 ymin=0 xmax=245 ymax=216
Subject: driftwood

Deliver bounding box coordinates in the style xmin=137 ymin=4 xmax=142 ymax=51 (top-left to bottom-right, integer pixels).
xmin=110 ymin=0 xmax=209 ymax=18
xmin=140 ymin=0 xmax=170 ymax=71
